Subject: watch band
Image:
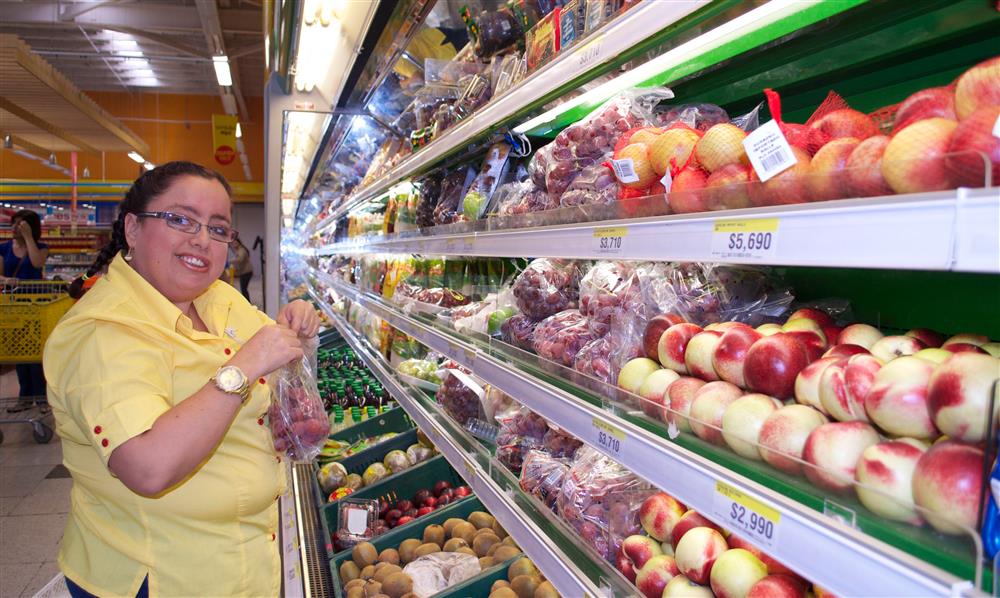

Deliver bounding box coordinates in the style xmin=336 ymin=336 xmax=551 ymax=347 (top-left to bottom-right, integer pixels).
xmin=212 ymin=365 xmax=251 ymax=403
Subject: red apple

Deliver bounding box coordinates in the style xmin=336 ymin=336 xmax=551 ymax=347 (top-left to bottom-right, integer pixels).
xmin=807 ymin=137 xmax=861 ymax=201
xmin=819 ymin=353 xmax=881 ymax=422
xmin=794 ymin=357 xmax=842 ymax=414
xmin=416 ymin=506 xmax=434 ymax=516
xmin=669 ymin=167 xmax=711 ymax=214
xmin=622 ymin=534 xmax=664 ymax=569
xmin=802 ymin=421 xmax=880 ymax=492
xmin=454 ymin=486 xmax=471 ymax=497
xmin=704 ymin=163 xmax=752 ymax=210
xmin=810 ymin=109 xmax=878 ymax=140
xmin=659 ymin=323 xmax=705 ymax=373
xmin=713 ymin=324 xmax=763 ymax=388
xmin=433 ymin=480 xmax=452 ymax=494
xmin=637 ymin=555 xmax=681 ymax=598
xmin=710 ymin=548 xmax=768 ymax=598
xmin=758 ymin=405 xmax=829 ymax=474
xmin=893 ymin=87 xmax=956 ymax=133
xmin=743 ymin=333 xmax=812 ymax=400
xmin=663 ymin=575 xmax=714 ymax=597
xmin=927 ymin=352 xmax=1000 ymax=442
xmin=644 ymin=314 xmax=687 ymax=359
xmin=882 ymin=117 xmax=958 ymax=194
xmin=395 ymin=500 xmax=413 ymax=512
xmin=837 ymin=323 xmax=883 ymax=349
xmin=668 ymin=377 xmax=708 ymax=433
xmin=671 ymin=511 xmax=723 ymax=548
xmin=421 ymin=496 xmax=438 ymax=508
xmin=855 ymin=440 xmax=926 ymax=524
xmin=953 ymin=56 xmax=1000 ymax=120
xmin=822 ymin=344 xmax=870 ymax=359
xmin=870 ymin=335 xmax=926 ymax=363
xmin=639 ymin=369 xmax=682 ymax=421
xmin=787 ymin=308 xmax=835 ymax=329
xmin=722 ymin=393 xmax=782 ymax=460
xmin=695 ymin=124 xmax=749 ymax=172
xmin=675 ymin=527 xmax=729 ymax=585
xmin=395 ymin=515 xmax=414 ymax=526
xmin=747 ymin=574 xmax=809 ymax=598
xmin=912 ymin=441 xmax=986 ymax=534
xmin=865 ymin=356 xmax=938 ymax=439
xmin=844 ymin=135 xmax=894 ymax=197
xmin=685 ymin=331 xmax=724 ymax=381
xmin=640 ymin=492 xmax=688 ymax=542
xmin=749 ymin=146 xmax=812 ymax=206
xmin=906 ymin=328 xmax=945 ymax=348
xmin=690 ymin=381 xmax=744 ymax=444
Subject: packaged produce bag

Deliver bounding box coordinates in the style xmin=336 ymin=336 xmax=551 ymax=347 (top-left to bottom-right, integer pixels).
xmin=268 ymin=343 xmax=330 ymax=462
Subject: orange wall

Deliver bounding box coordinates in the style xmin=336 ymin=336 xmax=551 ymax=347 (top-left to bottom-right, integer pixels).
xmin=0 ymin=91 xmax=264 ymax=185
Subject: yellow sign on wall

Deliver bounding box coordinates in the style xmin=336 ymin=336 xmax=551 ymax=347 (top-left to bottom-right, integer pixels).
xmin=212 ymin=114 xmax=239 ymax=166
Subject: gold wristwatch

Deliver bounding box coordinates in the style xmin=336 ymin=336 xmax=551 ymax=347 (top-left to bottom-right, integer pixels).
xmin=212 ymin=365 xmax=251 ymax=403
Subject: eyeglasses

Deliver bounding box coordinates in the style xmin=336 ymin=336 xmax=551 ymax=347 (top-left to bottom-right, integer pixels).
xmin=136 ymin=211 xmax=238 ymax=243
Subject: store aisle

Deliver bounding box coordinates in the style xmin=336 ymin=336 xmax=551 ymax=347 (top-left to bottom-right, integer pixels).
xmin=1 ymin=368 xmax=69 ymax=598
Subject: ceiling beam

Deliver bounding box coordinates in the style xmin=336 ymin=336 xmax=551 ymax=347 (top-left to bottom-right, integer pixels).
xmin=99 ymin=25 xmax=209 ymax=59
xmin=0 ymin=3 xmax=262 ymax=35
xmin=58 ymin=0 xmax=130 ymax=22
xmin=0 ymin=97 xmax=98 ymax=152
xmin=1 ymin=132 xmax=50 ymax=156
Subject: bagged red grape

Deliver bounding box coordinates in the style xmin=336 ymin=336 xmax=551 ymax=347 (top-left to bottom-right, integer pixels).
xmin=558 ymin=157 xmax=619 ymax=207
xmin=519 ymin=449 xmax=571 ymax=513
xmin=573 ymin=336 xmax=613 ymax=382
xmin=542 ymin=424 xmax=582 ymax=459
xmin=496 ymin=181 xmax=560 ymax=216
xmin=578 ymin=261 xmax=644 ymax=336
xmin=267 ymin=349 xmax=329 ymax=462
xmin=495 ymin=405 xmax=548 ymax=472
xmin=532 ymin=309 xmax=599 ymax=367
xmin=653 ymin=102 xmax=731 ymax=132
xmin=501 ymin=313 xmax=538 ymax=350
xmin=436 ymin=368 xmax=487 ymax=427
xmin=512 ymin=258 xmax=581 ymax=321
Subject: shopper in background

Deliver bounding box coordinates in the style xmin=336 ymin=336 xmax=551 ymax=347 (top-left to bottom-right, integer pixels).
xmin=3 ymin=209 xmax=50 ymax=412
xmin=229 ymin=237 xmax=253 ymax=300
xmin=43 ymin=161 xmax=319 ymax=597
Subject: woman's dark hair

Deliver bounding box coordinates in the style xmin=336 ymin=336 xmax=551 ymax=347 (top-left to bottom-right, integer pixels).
xmin=68 ymin=161 xmax=231 ymax=298
xmin=11 ymin=210 xmax=42 ymax=242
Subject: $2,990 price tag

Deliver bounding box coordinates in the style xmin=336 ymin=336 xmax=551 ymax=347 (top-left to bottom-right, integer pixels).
xmin=593 ymin=418 xmax=624 ymax=456
xmin=712 ymin=481 xmax=781 ymax=549
xmin=594 ymin=227 xmax=627 ymax=255
xmin=710 ymin=218 xmax=778 ymax=261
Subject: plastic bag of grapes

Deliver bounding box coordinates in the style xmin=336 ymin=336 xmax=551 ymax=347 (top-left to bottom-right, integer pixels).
xmin=267 ymin=339 xmax=330 ymax=462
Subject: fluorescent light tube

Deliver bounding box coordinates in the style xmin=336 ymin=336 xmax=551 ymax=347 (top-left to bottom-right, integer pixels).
xmin=127 ymin=151 xmax=145 ymax=163
xmin=213 ymin=56 xmax=233 ymax=86
xmin=235 ymin=122 xmax=242 ymax=138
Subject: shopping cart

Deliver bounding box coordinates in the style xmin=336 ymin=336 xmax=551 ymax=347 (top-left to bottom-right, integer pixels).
xmin=0 ymin=279 xmax=73 ymax=444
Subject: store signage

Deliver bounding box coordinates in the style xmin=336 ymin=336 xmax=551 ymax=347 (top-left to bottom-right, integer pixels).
xmin=593 ymin=226 xmax=627 ymax=255
xmin=212 ymin=114 xmax=239 ymax=165
xmin=592 ymin=418 xmax=624 ymax=456
xmin=712 ymin=481 xmax=781 ymax=549
xmin=743 ymin=120 xmax=797 ymax=182
xmin=710 ymin=218 xmax=778 ymax=261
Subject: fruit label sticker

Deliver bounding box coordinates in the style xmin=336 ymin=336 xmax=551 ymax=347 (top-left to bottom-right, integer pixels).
xmin=592 ymin=417 xmax=624 ymax=456
xmin=743 ymin=120 xmax=797 ymax=182
xmin=713 ymin=481 xmax=781 ymax=549
xmin=593 ymin=226 xmax=627 ymax=255
xmin=660 ymin=170 xmax=673 ymax=193
xmin=710 ymin=218 xmax=778 ymax=261
xmin=445 ymin=341 xmax=476 ymax=367
xmin=611 ymin=158 xmax=640 ymax=183
xmin=345 ymin=507 xmax=368 ymax=535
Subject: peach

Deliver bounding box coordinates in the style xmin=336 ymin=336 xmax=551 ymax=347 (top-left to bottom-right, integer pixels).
xmin=636 ymin=555 xmax=680 ymax=598
xmin=758 ymin=405 xmax=829 ymax=474
xmin=616 ymin=546 xmax=637 ymax=583
xmin=818 ymin=354 xmax=882 ymax=422
xmin=806 ymin=137 xmax=861 ymax=201
xmin=749 ymin=146 xmax=812 ymax=206
xmin=644 ymin=314 xmax=687 ymax=360
xmin=671 ymin=511 xmax=723 ymax=548
xmin=927 ymin=352 xmax=1000 ymax=442
xmin=710 ymin=548 xmax=768 ymax=598
xmin=713 ymin=324 xmax=763 ymax=388
xmin=822 ymin=344 xmax=870 ymax=359
xmin=869 ymin=335 xmax=926 ymax=363
xmin=695 ymin=124 xmax=749 ymax=173
xmin=943 ymin=333 xmax=989 ymax=347
xmin=893 ymin=87 xmax=956 ymax=133
xmin=675 ymin=527 xmax=729 ymax=585
xmin=781 ymin=318 xmax=827 ymax=342
xmin=685 ymin=331 xmax=724 ymax=381
xmin=622 ymin=534 xmax=663 ymax=570
xmin=810 ymin=109 xmax=878 ymax=140
xmin=982 ymin=343 xmax=1000 ymax=358
xmin=837 ymin=323 xmax=883 ymax=349
xmin=942 ymin=343 xmax=988 ymax=354
xmin=639 ymin=492 xmax=688 ymax=543
xmin=618 ymin=358 xmax=662 ymax=394
xmin=855 ymin=440 xmax=926 ymax=524
xmin=864 ymin=356 xmax=938 ymax=439
xmin=756 ymin=323 xmax=783 ymax=337
xmin=743 ymin=333 xmax=812 ymax=400
xmin=912 ymin=441 xmax=986 ymax=534
xmin=689 ymin=381 xmax=744 ymax=444
xmin=844 ymin=135 xmax=893 ymax=197
xmin=668 ymin=377 xmax=708 ymax=433
xmin=663 ymin=575 xmax=714 ymax=598
xmin=787 ymin=308 xmax=835 ymax=329
xmin=906 ymin=328 xmax=945 ymax=349
xmin=783 ymin=330 xmax=827 ymax=362
xmin=639 ymin=369 xmax=682 ymax=421
xmin=915 ymin=348 xmax=952 ymax=365
xmin=747 ymin=574 xmax=809 ymax=598
xmin=726 ymin=535 xmax=797 ymax=577
xmin=722 ymin=394 xmax=782 ymax=460
xmin=802 ymin=421 xmax=881 ymax=492
xmin=882 ymin=117 xmax=958 ymax=194
xmin=659 ymin=323 xmax=704 ymax=373
xmin=794 ymin=357 xmax=842 ymax=414
xmin=953 ymin=56 xmax=1000 ymax=120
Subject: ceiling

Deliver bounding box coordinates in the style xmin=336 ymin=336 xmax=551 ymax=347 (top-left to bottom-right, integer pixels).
xmin=0 ymin=0 xmax=266 ymax=97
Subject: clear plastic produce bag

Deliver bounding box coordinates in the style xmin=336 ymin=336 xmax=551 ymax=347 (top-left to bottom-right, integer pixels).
xmin=578 ymin=261 xmax=643 ymax=336
xmin=267 ymin=351 xmax=330 ymax=462
xmin=500 ymin=312 xmax=538 ymax=350
xmin=519 ymin=449 xmax=571 ymax=512
xmin=512 ymin=258 xmax=581 ymax=321
xmin=436 ymin=369 xmax=487 ymax=427
xmin=531 ymin=309 xmax=600 ymax=367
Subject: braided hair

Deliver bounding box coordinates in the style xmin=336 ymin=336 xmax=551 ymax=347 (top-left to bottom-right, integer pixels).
xmin=68 ymin=161 xmax=232 ymax=298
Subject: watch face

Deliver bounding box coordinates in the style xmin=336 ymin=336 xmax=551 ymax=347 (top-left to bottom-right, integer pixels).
xmin=218 ymin=366 xmax=245 ymax=391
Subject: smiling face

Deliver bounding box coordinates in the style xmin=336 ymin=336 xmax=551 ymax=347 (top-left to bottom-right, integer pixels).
xmin=124 ymin=175 xmax=233 ymax=306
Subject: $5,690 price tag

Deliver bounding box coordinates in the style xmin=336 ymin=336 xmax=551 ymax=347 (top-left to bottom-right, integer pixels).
xmin=710 ymin=218 xmax=778 ymax=261
xmin=592 ymin=418 xmax=624 ymax=456
xmin=713 ymin=481 xmax=781 ymax=549
xmin=594 ymin=227 xmax=627 ymax=255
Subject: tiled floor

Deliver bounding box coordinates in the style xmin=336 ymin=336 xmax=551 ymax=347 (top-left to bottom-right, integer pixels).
xmin=0 ymin=367 xmax=69 ymax=598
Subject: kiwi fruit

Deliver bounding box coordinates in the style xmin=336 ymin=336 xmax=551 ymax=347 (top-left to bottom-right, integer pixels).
xmin=346 ymin=587 xmax=364 ymax=598
xmin=534 ymin=580 xmax=559 ymax=598
xmin=455 ymin=546 xmax=477 ymax=557
xmin=345 ymin=579 xmax=366 ymax=590
xmin=490 ymin=588 xmax=518 ymax=598
xmin=473 ymin=533 xmax=500 ymax=557
xmin=468 ymin=511 xmax=496 ymax=530
xmin=442 ymin=538 xmax=468 ymax=552
xmin=511 ymin=575 xmax=541 ymax=598
xmin=423 ymin=524 xmax=446 ymax=547
xmin=373 ymin=564 xmax=402 ymax=584
xmin=508 ymin=557 xmax=538 ymax=580
xmin=492 ymin=580 xmax=511 ymax=592
xmin=339 ymin=560 xmax=360 ymax=582
xmin=400 ymin=594 xmax=418 ymax=598
xmin=378 ymin=548 xmax=400 ymax=565
xmin=453 ymin=521 xmax=477 ymax=544
xmin=352 ymin=542 xmax=378 ymax=568
xmin=363 ymin=580 xmax=382 ymax=595
xmin=372 ymin=595 xmax=391 ymax=598
xmin=443 ymin=517 xmax=466 ymax=537
xmin=398 ymin=538 xmax=421 ymax=564
xmin=502 ymin=536 xmax=520 ymax=548
xmin=487 ymin=543 xmax=499 ymax=557
xmin=360 ymin=565 xmax=376 ymax=579
xmin=479 ymin=556 xmax=495 ymax=569
xmin=492 ymin=545 xmax=522 ymax=562
xmin=491 ymin=519 xmax=509 ymax=539
xmin=374 ymin=562 xmax=389 ymax=572
xmin=382 ymin=571 xmax=413 ymax=598
xmin=414 ymin=542 xmax=441 ymax=558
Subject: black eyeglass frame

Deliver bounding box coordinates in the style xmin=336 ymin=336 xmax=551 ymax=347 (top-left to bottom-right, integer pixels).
xmin=135 ymin=211 xmax=239 ymax=243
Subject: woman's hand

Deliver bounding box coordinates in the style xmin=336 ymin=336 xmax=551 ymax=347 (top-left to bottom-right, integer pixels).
xmin=229 ymin=324 xmax=303 ymax=381
xmin=15 ymin=220 xmax=30 ymax=240
xmin=276 ymin=300 xmax=320 ymax=339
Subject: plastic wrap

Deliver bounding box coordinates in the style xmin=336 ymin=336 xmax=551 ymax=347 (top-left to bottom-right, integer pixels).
xmin=436 ymin=369 xmax=487 ymax=427
xmin=519 ymin=449 xmax=571 ymax=512
xmin=501 ymin=313 xmax=538 ymax=350
xmin=542 ymin=424 xmax=583 ymax=458
xmin=433 ymin=167 xmax=477 ymax=225
xmin=531 ymin=309 xmax=598 ymax=367
xmin=653 ymin=103 xmax=731 ymax=132
xmin=578 ymin=261 xmax=643 ymax=335
xmin=495 ymin=180 xmax=559 ymax=216
xmin=483 ymin=385 xmax=517 ymax=422
xmin=573 ymin=335 xmax=613 ymax=382
xmin=403 ymin=552 xmax=482 ymax=598
xmin=495 ymin=404 xmax=549 ymax=472
xmin=468 ymin=6 xmax=523 ymax=59
xmin=416 ymin=173 xmax=443 ymax=228
xmin=559 ymin=158 xmax=619 ymax=207
xmin=414 ymin=84 xmax=461 ymax=130
xmin=461 ymin=143 xmax=513 ymax=220
xmin=512 ymin=258 xmax=581 ymax=321
xmin=267 ymin=355 xmax=330 ymax=462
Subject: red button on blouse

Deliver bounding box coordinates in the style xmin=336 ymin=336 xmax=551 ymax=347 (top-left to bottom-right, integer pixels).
xmin=224 ymin=348 xmax=232 ymax=355
xmin=93 ymin=425 xmax=102 ymax=434
xmin=257 ymin=418 xmax=264 ymax=426
xmin=270 ymin=533 xmax=276 ymax=541
xmin=101 ymin=438 xmax=109 ymax=448
xmin=258 ymin=378 xmax=266 ymax=385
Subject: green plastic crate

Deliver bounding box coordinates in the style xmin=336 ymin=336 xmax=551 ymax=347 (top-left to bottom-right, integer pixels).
xmin=329 ymin=407 xmax=413 ymax=443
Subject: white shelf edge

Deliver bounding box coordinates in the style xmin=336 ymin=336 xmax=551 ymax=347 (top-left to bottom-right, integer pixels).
xmin=321 ymin=306 xmax=613 ymax=598
xmin=319 ymin=277 xmax=979 ymax=598
xmin=315 ymin=189 xmax=1000 ymax=274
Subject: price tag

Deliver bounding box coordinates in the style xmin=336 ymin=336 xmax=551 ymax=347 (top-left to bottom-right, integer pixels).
xmin=823 ymin=499 xmax=857 ymax=528
xmin=594 ymin=226 xmax=626 ymax=255
xmin=463 ymin=458 xmax=477 ymax=481
xmin=742 ymin=120 xmax=798 ymax=182
xmin=710 ymin=218 xmax=778 ymax=261
xmin=660 ymin=171 xmax=673 ymax=193
xmin=592 ymin=418 xmax=624 ymax=456
xmin=345 ymin=507 xmax=368 ymax=535
xmin=713 ymin=481 xmax=781 ymax=549
xmin=611 ymin=158 xmax=639 ymax=183
xmin=577 ymin=34 xmax=605 ymax=69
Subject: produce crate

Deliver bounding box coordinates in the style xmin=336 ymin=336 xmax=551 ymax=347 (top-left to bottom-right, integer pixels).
xmin=329 ymin=407 xmax=413 ymax=443
xmin=316 ymin=429 xmax=431 ymax=505
xmin=329 ymin=496 xmax=521 ymax=598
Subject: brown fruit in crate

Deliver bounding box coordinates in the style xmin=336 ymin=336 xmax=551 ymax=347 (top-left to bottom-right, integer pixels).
xmin=363 ymin=580 xmax=382 ymax=595
xmin=443 ymin=538 xmax=469 ymax=552
xmin=360 ymin=565 xmax=376 ymax=579
xmin=474 ymin=527 xmax=498 ymax=540
xmin=374 ymin=564 xmax=402 ymax=584
xmin=480 ymin=556 xmax=495 ymax=569
xmin=469 ymin=511 xmax=496 ymax=530
xmin=398 ymin=538 xmax=421 ymax=564
xmin=487 ymin=543 xmax=500 ymax=557
xmin=443 ymin=517 xmax=466 ymax=537
xmin=423 ymin=524 xmax=446 ymax=546
xmin=492 ymin=580 xmax=512 ymax=592
xmin=346 ymin=587 xmax=365 ymax=598
xmin=382 ymin=572 xmax=413 ymax=598
xmin=493 ymin=545 xmax=523 ymax=562
xmin=491 ymin=519 xmax=509 ymax=539
xmin=414 ymin=543 xmax=441 ymax=558
xmin=453 ymin=521 xmax=477 ymax=544
xmin=491 ymin=588 xmax=519 ymax=598
xmin=502 ymin=536 xmax=519 ymax=547
xmin=345 ymin=579 xmax=366 ymax=590
xmin=353 ymin=542 xmax=378 ymax=568
xmin=378 ymin=548 xmax=400 ymax=565
xmin=456 ymin=546 xmax=478 ymax=557
xmin=374 ymin=562 xmax=390 ymax=572
xmin=340 ymin=561 xmax=360 ymax=582
xmin=508 ymin=557 xmax=539 ymax=580
xmin=534 ymin=580 xmax=560 ymax=598
xmin=474 ymin=533 xmax=501 ymax=556
xmin=511 ymin=575 xmax=542 ymax=598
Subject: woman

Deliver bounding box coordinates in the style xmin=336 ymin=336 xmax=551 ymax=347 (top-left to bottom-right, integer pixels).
xmin=2 ymin=209 xmax=50 ymax=412
xmin=43 ymin=162 xmax=319 ymax=597
xmin=230 ymin=238 xmax=253 ymax=300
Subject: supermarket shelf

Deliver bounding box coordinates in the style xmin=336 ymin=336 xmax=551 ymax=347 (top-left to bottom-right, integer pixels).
xmin=316 ymin=188 xmax=1000 ymax=273
xmin=317 ymin=303 xmax=616 ymax=598
xmin=317 ymin=274 xmax=977 ymax=598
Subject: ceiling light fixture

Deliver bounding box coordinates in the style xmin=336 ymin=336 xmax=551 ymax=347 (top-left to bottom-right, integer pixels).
xmin=212 ymin=56 xmax=233 ymax=87
xmin=127 ymin=151 xmax=145 ymax=164
xmin=144 ymin=162 xmax=155 ymax=171
xmin=235 ymin=122 xmax=242 ymax=138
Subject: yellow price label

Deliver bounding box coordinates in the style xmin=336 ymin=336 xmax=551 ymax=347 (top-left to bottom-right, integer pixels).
xmin=593 ymin=226 xmax=628 ymax=238
xmin=592 ymin=418 xmax=624 ymax=455
xmin=713 ymin=481 xmax=781 ymax=548
xmin=713 ymin=218 xmax=779 ymax=234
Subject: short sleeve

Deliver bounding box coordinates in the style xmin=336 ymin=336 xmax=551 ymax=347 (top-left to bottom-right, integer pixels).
xmin=62 ymin=321 xmax=173 ymax=465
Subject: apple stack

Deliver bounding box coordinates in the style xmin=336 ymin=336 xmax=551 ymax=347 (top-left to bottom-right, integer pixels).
xmin=618 ymin=491 xmax=825 ymax=598
xmin=623 ymin=306 xmax=1000 ymax=534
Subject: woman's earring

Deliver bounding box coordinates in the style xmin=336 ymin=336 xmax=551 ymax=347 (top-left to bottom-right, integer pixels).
xmin=124 ymin=247 xmax=134 ymax=262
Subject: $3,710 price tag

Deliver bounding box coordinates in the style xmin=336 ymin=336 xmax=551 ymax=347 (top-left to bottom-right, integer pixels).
xmin=712 ymin=481 xmax=781 ymax=549
xmin=592 ymin=418 xmax=624 ymax=456
xmin=594 ymin=226 xmax=627 ymax=255
xmin=710 ymin=218 xmax=778 ymax=261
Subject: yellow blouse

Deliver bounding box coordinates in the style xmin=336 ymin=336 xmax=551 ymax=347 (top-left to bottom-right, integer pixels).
xmin=44 ymin=254 xmax=285 ymax=597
